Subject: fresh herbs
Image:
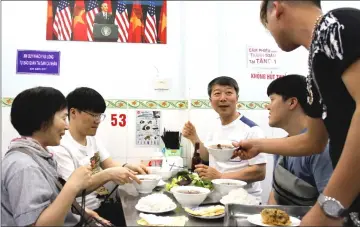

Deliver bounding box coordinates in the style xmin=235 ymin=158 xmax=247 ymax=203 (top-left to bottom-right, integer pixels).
xmin=165 ymin=171 xmax=213 ymax=191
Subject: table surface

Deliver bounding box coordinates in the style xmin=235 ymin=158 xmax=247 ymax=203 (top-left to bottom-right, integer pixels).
xmin=118 ymin=186 xmax=314 ymax=226
xmin=119 ymin=187 xmax=225 ymax=226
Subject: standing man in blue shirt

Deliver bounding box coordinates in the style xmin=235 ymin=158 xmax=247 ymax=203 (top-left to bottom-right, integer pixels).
xmin=265 ymin=75 xmax=333 ymax=206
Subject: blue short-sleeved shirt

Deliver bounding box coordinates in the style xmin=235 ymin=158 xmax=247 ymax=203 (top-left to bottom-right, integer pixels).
xmin=273 ymin=130 xmax=333 ymax=193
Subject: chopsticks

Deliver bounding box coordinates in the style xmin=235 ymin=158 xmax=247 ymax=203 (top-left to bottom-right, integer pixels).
xmin=232 ymin=132 xmax=252 ymax=159
xmin=235 ymin=131 xmax=252 ymax=151
xmin=169 ymin=163 xmax=175 ymax=171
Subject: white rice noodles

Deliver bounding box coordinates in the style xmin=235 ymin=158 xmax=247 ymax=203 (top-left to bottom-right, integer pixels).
xmin=221 ymin=188 xmax=260 ymax=205
xmin=137 ymin=193 xmax=176 ymax=212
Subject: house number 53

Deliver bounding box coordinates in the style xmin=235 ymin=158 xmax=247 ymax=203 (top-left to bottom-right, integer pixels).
xmin=110 ymin=114 xmax=126 ymax=127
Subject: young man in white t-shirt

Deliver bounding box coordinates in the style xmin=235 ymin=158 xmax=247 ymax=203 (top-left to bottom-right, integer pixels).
xmin=182 ymin=76 xmax=267 ymax=200
xmin=49 ymin=87 xmax=148 ymax=226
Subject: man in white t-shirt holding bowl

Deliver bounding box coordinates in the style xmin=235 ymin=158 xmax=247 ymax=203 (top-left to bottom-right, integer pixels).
xmin=182 ymin=76 xmax=267 ymax=201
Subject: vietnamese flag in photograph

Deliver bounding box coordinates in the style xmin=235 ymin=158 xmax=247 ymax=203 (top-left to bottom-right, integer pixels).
xmin=72 ymin=0 xmax=88 ymax=41
xmin=128 ymin=1 xmax=144 ymax=43
xmin=46 ymin=0 xmax=54 ymax=40
xmin=158 ymin=0 xmax=167 ymax=44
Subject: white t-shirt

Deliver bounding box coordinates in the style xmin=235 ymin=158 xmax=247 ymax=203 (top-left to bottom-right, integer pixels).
xmin=206 ymin=113 xmax=267 ymax=200
xmin=49 ymin=131 xmax=111 ymax=210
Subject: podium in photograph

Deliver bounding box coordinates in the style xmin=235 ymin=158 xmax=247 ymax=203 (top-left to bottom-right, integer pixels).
xmin=93 ymin=24 xmax=118 ymax=42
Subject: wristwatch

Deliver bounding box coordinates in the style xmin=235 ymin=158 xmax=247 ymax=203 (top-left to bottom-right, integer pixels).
xmin=318 ymin=193 xmax=348 ymax=218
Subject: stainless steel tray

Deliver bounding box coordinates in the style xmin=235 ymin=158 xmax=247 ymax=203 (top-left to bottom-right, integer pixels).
xmin=224 ymin=204 xmax=311 ymax=226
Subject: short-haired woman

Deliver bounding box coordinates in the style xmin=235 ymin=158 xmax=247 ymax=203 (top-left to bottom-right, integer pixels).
xmin=1 ymin=86 xmax=92 ymax=226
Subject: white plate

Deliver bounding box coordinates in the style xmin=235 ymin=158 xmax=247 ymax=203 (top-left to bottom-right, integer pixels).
xmin=135 ymin=203 xmax=177 ymax=214
xmin=247 ymin=214 xmax=301 ymax=226
xmin=157 ymin=179 xmax=166 ymax=187
xmin=219 ymin=199 xmax=261 ymax=206
xmin=166 ymin=187 xmax=214 ymax=194
xmin=184 ymin=205 xmax=225 ymax=219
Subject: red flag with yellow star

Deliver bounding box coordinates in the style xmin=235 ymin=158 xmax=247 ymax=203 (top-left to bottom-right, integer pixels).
xmin=72 ymin=0 xmax=87 ymax=41
xmin=128 ymin=1 xmax=144 ymax=43
xmin=46 ymin=0 xmax=54 ymax=40
xmin=158 ymin=0 xmax=167 ymax=44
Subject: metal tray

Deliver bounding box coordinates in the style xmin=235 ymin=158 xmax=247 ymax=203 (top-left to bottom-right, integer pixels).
xmin=224 ymin=204 xmax=311 ymax=226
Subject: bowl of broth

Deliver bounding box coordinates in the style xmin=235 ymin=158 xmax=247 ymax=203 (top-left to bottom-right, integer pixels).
xmin=133 ymin=174 xmax=161 ymax=194
xmin=148 ymin=167 xmax=172 ymax=181
xmin=171 ymin=186 xmax=210 ymax=207
xmin=205 ymin=140 xmax=236 ymax=162
xmin=212 ymin=179 xmax=247 ymax=196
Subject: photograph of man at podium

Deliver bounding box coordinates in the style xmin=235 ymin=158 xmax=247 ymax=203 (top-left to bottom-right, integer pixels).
xmin=46 ymin=0 xmax=167 ymax=44
xmin=94 ymin=2 xmax=114 ymax=25
xmin=93 ymin=2 xmax=118 ymax=42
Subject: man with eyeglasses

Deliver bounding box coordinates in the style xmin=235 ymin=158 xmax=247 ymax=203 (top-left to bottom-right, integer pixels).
xmin=49 ymin=87 xmax=148 ymax=226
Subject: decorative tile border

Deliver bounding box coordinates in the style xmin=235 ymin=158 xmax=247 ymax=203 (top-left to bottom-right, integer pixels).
xmin=2 ymin=98 xmax=268 ymax=110
xmin=106 ymin=99 xmax=128 ymax=109
xmin=2 ymin=98 xmax=14 ymax=107
xmin=1 ymin=98 xmax=188 ymax=110
xmin=191 ymin=99 xmax=269 ymax=110
xmin=125 ymin=100 xmax=188 ymax=109
xmin=238 ymin=101 xmax=269 ymax=110
xmin=191 ymin=99 xmax=210 ymax=109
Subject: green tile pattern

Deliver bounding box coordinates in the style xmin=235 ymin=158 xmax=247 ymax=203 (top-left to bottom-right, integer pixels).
xmin=2 ymin=98 xmax=268 ymax=110
xmin=2 ymin=98 xmax=14 ymax=107
xmin=191 ymin=99 xmax=269 ymax=110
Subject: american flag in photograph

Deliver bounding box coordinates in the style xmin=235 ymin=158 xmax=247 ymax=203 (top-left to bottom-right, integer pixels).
xmin=53 ymin=0 xmax=72 ymax=40
xmin=114 ymin=1 xmax=129 ymax=42
xmin=85 ymin=0 xmax=99 ymax=41
xmin=145 ymin=1 xmax=157 ymax=43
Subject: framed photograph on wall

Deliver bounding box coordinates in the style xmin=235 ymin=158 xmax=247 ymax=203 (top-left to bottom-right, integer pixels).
xmin=46 ymin=0 xmax=167 ymax=44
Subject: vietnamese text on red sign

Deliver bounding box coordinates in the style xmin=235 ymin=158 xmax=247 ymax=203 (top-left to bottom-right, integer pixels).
xmin=250 ymin=73 xmax=284 ymax=80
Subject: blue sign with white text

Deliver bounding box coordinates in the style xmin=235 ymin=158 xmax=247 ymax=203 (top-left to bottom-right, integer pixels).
xmin=16 ymin=50 xmax=60 ymax=75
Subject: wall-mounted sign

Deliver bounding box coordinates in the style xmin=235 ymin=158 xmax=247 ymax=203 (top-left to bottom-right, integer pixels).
xmin=16 ymin=50 xmax=60 ymax=75
xmin=246 ymin=46 xmax=281 ymax=69
xmin=249 ymin=71 xmax=286 ymax=80
xmin=136 ymin=110 xmax=161 ymax=146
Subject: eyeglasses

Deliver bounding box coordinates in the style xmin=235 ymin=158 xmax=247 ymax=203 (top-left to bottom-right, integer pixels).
xmin=82 ymin=111 xmax=106 ymax=122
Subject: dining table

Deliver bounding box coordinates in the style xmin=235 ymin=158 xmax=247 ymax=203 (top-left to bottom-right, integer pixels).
xmin=117 ymin=185 xmax=312 ymax=226
xmin=118 ymin=186 xmax=225 ymax=226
